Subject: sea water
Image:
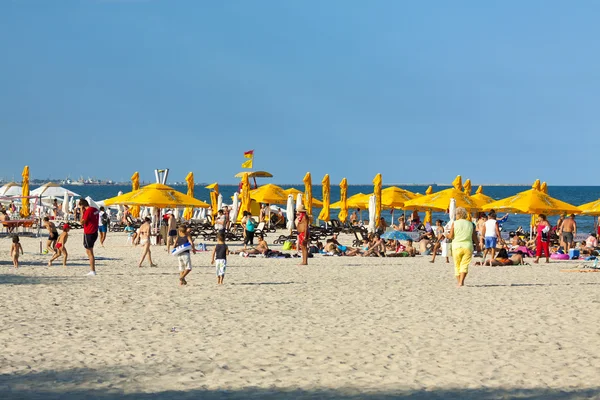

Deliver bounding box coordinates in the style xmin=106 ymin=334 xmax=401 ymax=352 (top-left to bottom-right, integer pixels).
xmin=50 ymin=184 xmax=600 ymax=236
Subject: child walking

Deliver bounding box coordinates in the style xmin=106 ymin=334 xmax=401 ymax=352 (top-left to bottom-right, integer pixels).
xmin=175 ymin=225 xmax=196 ymax=286
xmin=211 ymin=233 xmax=229 ymax=284
xmin=48 ymin=224 xmax=70 ymax=267
xmin=11 ymin=235 xmax=23 ymax=268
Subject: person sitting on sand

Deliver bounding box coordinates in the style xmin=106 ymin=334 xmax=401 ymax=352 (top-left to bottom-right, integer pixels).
xmin=48 ymin=224 xmax=70 ymax=267
xmin=419 ymin=231 xmax=434 ymax=255
xmin=362 ymin=234 xmax=386 ymax=257
xmin=586 ymin=233 xmax=598 ymax=249
xmin=475 ymin=248 xmax=524 ymax=266
xmin=405 ymin=239 xmax=417 ymax=257
xmin=244 ymin=234 xmax=270 ymax=256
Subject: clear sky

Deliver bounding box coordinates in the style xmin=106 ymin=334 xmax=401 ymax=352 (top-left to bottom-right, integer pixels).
xmin=1 ymin=0 xmax=599 ymax=185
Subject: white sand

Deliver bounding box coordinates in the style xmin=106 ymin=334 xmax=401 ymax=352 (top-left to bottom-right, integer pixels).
xmin=1 ymin=230 xmax=600 ymax=399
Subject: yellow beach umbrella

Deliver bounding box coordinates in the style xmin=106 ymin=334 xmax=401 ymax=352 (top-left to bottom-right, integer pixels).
xmin=540 ymin=181 xmax=548 ymax=194
xmin=283 ymin=188 xmax=323 ymax=207
xmin=250 ymin=184 xmax=288 ymax=205
xmin=373 ymin=173 xmax=382 ymax=222
xmin=205 ymin=182 xmax=219 ymax=191
xmin=20 ymin=166 xmax=30 ymax=217
xmin=463 ymin=179 xmax=472 ymax=196
xmin=482 ymin=180 xmax=580 ymax=215
xmin=579 ymin=199 xmax=600 ymax=216
xmin=183 ymin=172 xmax=194 ymax=220
xmin=423 ymin=185 xmax=433 ymax=224
xmin=238 ymin=172 xmax=251 ymax=221
xmin=380 ymin=186 xmax=417 ymax=209
xmin=303 ymin=172 xmax=312 ymax=215
xmin=470 ymin=186 xmax=495 ymax=208
xmin=130 ymin=172 xmax=140 ymax=218
xmin=331 ymin=193 xmax=371 ymax=209
xmin=318 ymin=174 xmax=330 ymax=221
xmin=404 ymin=176 xmax=479 ymax=212
xmin=104 ymin=183 xmax=209 ymax=208
xmin=210 ymin=191 xmax=218 ymax=224
xmin=338 ymin=178 xmax=348 ymax=222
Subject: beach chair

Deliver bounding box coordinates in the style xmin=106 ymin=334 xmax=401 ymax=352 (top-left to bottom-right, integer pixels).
xmin=352 ymin=227 xmax=369 ymax=247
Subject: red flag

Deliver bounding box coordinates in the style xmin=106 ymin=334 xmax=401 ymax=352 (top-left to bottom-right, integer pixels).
xmin=244 ymin=150 xmax=254 ymax=158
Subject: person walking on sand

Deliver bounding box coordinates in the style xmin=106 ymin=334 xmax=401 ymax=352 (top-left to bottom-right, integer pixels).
xmin=80 ymin=199 xmax=99 ymax=276
xmin=138 ymin=217 xmax=157 ymax=268
xmin=98 ymin=206 xmax=109 ymax=247
xmin=48 ymin=224 xmax=70 ymax=267
xmin=242 ymin=211 xmax=257 ymax=250
xmin=560 ymin=214 xmax=577 ymax=253
xmin=42 ymin=217 xmax=59 ymax=254
xmin=11 ymin=235 xmax=23 ymax=268
xmin=211 ymin=232 xmax=229 ymax=284
xmin=481 ymin=211 xmax=502 ymax=262
xmin=174 ymin=225 xmax=196 ymax=285
xmin=295 ymin=204 xmax=309 ymax=265
xmin=447 ymin=207 xmax=479 ymax=287
xmin=166 ymin=212 xmax=177 ymax=253
xmin=534 ymin=214 xmax=551 ymax=264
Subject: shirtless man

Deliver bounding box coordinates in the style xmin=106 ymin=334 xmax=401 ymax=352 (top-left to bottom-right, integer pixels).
xmin=166 ymin=212 xmax=177 ymax=252
xmin=560 ymin=214 xmax=577 ymax=253
xmin=138 ymin=217 xmax=157 ymax=267
xmin=42 ymin=216 xmax=59 ymax=253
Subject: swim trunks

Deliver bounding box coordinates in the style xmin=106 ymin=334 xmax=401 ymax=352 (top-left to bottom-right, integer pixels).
xmin=83 ymin=232 xmax=98 ymax=249
xmin=49 ymin=231 xmax=58 ymax=241
xmin=562 ymin=231 xmax=574 ymax=243
xmin=484 ymin=237 xmax=497 ymax=249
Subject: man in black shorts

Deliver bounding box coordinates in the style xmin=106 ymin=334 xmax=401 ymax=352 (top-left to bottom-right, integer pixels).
xmin=80 ymin=199 xmax=99 ymax=276
xmin=42 ymin=216 xmax=59 ymax=254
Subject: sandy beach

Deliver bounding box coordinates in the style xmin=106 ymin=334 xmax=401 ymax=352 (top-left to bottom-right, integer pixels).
xmin=1 ymin=231 xmax=600 ymax=399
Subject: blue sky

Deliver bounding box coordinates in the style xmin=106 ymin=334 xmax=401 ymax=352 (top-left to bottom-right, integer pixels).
xmin=1 ymin=0 xmax=599 ymax=185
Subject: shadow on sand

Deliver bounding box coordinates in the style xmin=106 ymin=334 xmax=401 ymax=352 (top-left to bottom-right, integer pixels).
xmin=0 ymin=367 xmax=598 ymax=400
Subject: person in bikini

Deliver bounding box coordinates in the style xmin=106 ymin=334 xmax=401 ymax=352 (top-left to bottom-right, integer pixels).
xmin=138 ymin=217 xmax=157 ymax=268
xmin=48 ymin=224 xmax=70 ymax=267
xmin=295 ymin=204 xmax=309 ymax=265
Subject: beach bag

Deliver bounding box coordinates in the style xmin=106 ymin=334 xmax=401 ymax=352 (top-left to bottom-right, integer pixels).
xmin=282 ymin=241 xmax=292 ymax=250
xmin=101 ymin=212 xmax=110 ymax=226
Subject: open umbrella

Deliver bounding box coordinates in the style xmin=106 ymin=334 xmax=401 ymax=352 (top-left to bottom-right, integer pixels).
xmin=286 ymin=194 xmax=295 ymax=233
xmin=317 ymin=174 xmax=330 ymax=222
xmin=20 ymin=166 xmax=30 ymax=217
xmin=403 ymin=176 xmax=479 ymax=213
xmin=380 ymin=186 xmax=417 ymax=209
xmin=250 ymin=184 xmax=287 ymax=205
xmin=0 ymin=182 xmax=22 ymax=197
xmin=130 ymin=172 xmax=140 ymax=218
xmin=303 ymin=172 xmax=312 ymax=215
xmin=104 ymin=183 xmax=210 ymax=208
xmin=482 ymin=180 xmax=580 ymax=215
xmin=368 ymin=195 xmax=376 ymax=233
xmin=579 ymin=199 xmax=600 ymax=216
xmin=338 ymin=178 xmax=349 ymax=222
xmin=470 ymin=186 xmax=495 ymax=207
xmin=373 ymin=173 xmax=382 ymax=222
xmin=183 ymin=172 xmax=194 ymax=220
xmin=32 ymin=183 xmax=80 ymax=199
xmin=283 ymin=188 xmax=323 ymax=207
xmin=331 ymin=193 xmax=371 ymax=209
xmin=381 ymin=230 xmax=412 ymax=241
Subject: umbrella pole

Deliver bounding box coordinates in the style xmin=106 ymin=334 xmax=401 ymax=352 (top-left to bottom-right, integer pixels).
xmin=390 ymin=209 xmax=394 ymax=226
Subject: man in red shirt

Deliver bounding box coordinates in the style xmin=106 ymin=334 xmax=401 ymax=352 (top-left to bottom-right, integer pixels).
xmin=79 ymin=199 xmax=99 ymax=276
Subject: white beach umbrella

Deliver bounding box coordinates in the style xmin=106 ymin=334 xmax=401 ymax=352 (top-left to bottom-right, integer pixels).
xmin=85 ymin=196 xmax=100 ymax=209
xmin=31 ymin=183 xmax=80 ymax=198
xmin=368 ymin=195 xmax=376 ymax=233
xmin=140 ymin=206 xmax=149 ymax=220
xmin=217 ymin=193 xmax=223 ymax=211
xmin=296 ymin=193 xmax=303 ymax=210
xmin=62 ymin=192 xmax=69 ymax=218
xmin=230 ymin=192 xmax=240 ymax=224
xmin=442 ymin=198 xmax=457 ymax=258
xmin=286 ymin=194 xmax=295 ymax=233
xmin=69 ymin=197 xmax=75 ymax=212
xmin=0 ymin=183 xmax=22 ymax=197
xmin=199 ymin=208 xmax=206 ymax=219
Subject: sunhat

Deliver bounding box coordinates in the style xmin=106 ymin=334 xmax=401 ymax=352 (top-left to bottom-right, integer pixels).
xmin=297 ymin=204 xmax=307 ymax=213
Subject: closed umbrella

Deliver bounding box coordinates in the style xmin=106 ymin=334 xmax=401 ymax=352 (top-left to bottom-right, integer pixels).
xmin=217 ymin=193 xmax=223 ymax=211
xmin=130 ymin=172 xmax=140 ymax=218
xmin=463 ymin=179 xmax=472 ymax=196
xmin=237 ymin=172 xmax=251 ymax=221
xmin=20 ymin=166 xmax=30 ymax=218
xmin=231 ymin=192 xmax=240 ymax=225
xmin=338 ymin=178 xmax=349 ymax=222
xmin=210 ymin=192 xmax=218 ymax=224
xmin=115 ymin=191 xmax=123 ymax=220
xmin=442 ymin=198 xmax=456 ymax=259
xmin=373 ymin=173 xmax=382 ymax=222
xmin=303 ymin=172 xmax=312 ymax=216
xmin=183 ymin=172 xmax=194 ymax=220
xmin=368 ymin=195 xmax=376 ymax=233
xmin=173 ymin=208 xmax=180 ymax=219
xmin=317 ymin=174 xmax=330 ymax=222
xmin=62 ymin=192 xmax=69 ymax=219
xmin=296 ymin=193 xmax=303 ymax=211
xmin=286 ymin=194 xmax=295 ymax=232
